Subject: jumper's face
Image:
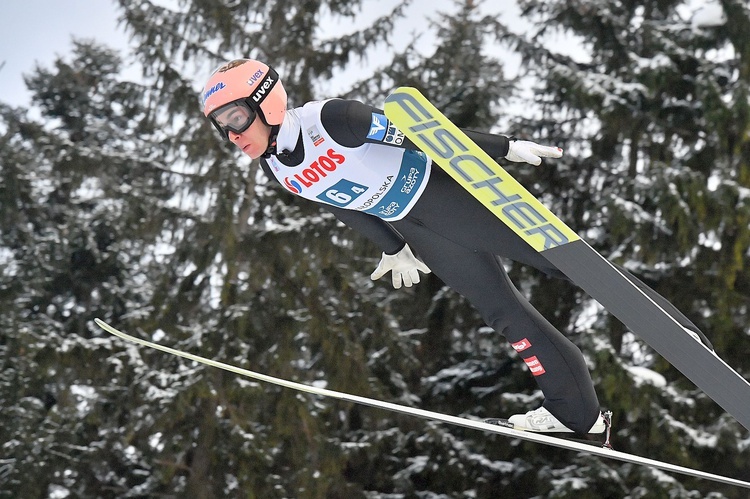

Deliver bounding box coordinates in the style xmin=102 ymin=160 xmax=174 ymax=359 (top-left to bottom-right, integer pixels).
xmin=229 ymin=117 xmax=271 ymax=159
xmin=209 ymin=100 xmax=271 ymax=159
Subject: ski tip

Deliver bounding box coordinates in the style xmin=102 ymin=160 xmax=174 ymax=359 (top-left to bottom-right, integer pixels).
xmin=94 ymin=318 xmax=122 ymax=338
xmin=94 ymin=318 xmax=114 ymax=333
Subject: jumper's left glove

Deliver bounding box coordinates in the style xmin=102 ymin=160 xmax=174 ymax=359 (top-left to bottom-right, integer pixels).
xmin=370 ymin=244 xmax=431 ymax=289
xmin=505 ymin=139 xmax=563 ymax=166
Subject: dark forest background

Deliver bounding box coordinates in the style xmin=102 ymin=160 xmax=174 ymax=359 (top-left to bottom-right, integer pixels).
xmin=2 ymin=0 xmax=750 ymax=497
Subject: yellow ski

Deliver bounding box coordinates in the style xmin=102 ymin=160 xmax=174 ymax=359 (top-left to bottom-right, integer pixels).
xmin=383 ymin=87 xmax=578 ymax=252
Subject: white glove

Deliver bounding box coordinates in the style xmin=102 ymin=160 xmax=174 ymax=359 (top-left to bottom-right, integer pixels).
xmin=370 ymin=244 xmax=431 ymax=289
xmin=505 ymin=139 xmax=563 ymax=166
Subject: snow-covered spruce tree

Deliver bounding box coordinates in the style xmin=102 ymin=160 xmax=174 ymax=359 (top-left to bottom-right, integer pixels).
xmin=499 ymin=0 xmax=750 ymax=494
xmin=4 ymin=0 xmax=748 ymax=497
xmin=0 ymin=41 xmax=203 ymax=497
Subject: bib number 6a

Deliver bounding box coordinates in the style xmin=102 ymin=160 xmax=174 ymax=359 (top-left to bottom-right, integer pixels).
xmin=317 ymin=180 xmax=368 ymax=207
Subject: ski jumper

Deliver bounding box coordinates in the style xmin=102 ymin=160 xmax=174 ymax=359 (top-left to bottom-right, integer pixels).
xmin=261 ymin=99 xmax=704 ymax=434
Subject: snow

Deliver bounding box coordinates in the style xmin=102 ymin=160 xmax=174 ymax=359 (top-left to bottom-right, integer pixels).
xmin=400 ymin=455 xmax=430 ymax=474
xmin=0 ymin=247 xmax=17 ymax=277
xmin=690 ymin=1 xmax=727 ymax=28
xmin=611 ymin=196 xmax=661 ymax=228
xmin=234 ymin=378 xmax=260 ymax=390
xmin=624 ymin=365 xmax=667 ymax=388
xmin=665 ymin=415 xmax=719 ymax=448
xmin=698 ymin=231 xmax=722 ymax=251
xmin=152 ymin=329 xmax=166 ymax=342
xmin=224 ymin=473 xmax=240 ymax=495
xmin=630 ymin=53 xmax=673 ymax=72
xmin=647 ymin=468 xmax=680 ymax=487
xmin=551 ymin=476 xmax=588 ymax=491
xmin=572 ymin=299 xmax=605 ymax=332
xmin=123 ymin=445 xmax=138 ymax=463
xmin=148 ymin=432 xmax=165 ymax=452
xmin=48 ymin=485 xmax=71 ymax=499
xmin=621 ymin=332 xmax=656 ymax=367
xmin=500 ymin=391 xmax=543 ymax=407
xmin=69 ymin=385 xmax=97 ymax=415
xmin=144 ymin=383 xmax=178 ymax=402
xmin=341 ymin=441 xmax=372 ymax=449
xmin=739 ymin=434 xmax=750 ymax=452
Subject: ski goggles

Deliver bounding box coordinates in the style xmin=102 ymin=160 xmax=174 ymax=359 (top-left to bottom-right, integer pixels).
xmin=208 ymin=99 xmax=258 ymax=140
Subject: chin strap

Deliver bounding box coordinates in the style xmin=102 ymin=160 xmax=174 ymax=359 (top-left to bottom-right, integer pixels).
xmin=261 ymin=125 xmax=281 ymax=158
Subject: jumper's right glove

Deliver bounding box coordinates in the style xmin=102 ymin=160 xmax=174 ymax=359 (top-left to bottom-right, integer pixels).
xmin=505 ymin=139 xmax=563 ymax=166
xmin=370 ymin=244 xmax=431 ymax=289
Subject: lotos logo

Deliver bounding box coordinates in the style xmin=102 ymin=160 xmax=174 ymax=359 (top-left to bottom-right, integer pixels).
xmin=284 ymin=177 xmax=303 ymax=193
xmin=202 ymin=82 xmax=226 ymax=104
xmin=247 ymin=69 xmax=265 ymax=85
xmin=283 ymin=148 xmax=346 ymax=194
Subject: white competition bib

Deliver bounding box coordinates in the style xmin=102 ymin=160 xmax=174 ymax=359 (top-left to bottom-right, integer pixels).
xmin=265 ymin=101 xmax=431 ymax=221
